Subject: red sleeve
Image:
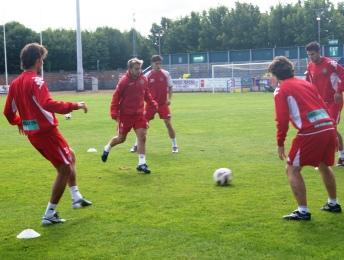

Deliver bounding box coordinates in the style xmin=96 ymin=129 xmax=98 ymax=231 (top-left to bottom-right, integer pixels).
xmin=110 ymin=79 xmax=125 ymax=119
xmin=331 ymin=61 xmax=344 ymax=92
xmin=3 ymin=86 xmax=21 ymax=126
xmin=274 ymin=87 xmax=289 ymax=147
xmin=33 ymin=79 xmax=78 ymax=114
xmin=305 ymin=65 xmax=311 ymax=83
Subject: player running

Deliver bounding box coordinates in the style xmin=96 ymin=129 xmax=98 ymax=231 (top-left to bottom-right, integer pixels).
xmin=270 ymin=56 xmax=341 ymax=221
xmin=3 ymin=43 xmax=92 ymax=226
xmin=130 ymin=55 xmax=179 ymax=153
xmin=305 ymin=42 xmax=344 ymax=166
xmin=101 ymin=58 xmax=158 ymax=174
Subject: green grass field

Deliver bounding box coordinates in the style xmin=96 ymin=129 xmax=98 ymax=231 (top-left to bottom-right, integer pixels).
xmin=1 ymin=92 xmax=344 ymax=259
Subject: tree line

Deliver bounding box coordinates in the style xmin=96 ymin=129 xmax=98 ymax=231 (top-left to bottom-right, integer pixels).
xmin=1 ymin=0 xmax=344 ymax=74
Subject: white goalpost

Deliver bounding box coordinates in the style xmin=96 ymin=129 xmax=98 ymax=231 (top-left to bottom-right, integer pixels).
xmin=211 ymin=62 xmax=272 ymax=93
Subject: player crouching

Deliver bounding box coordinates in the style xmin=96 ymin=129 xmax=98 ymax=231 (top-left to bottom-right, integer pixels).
xmin=269 ymin=56 xmax=341 ymax=221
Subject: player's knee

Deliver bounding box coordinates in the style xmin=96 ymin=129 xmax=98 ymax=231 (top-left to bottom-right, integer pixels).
xmin=58 ymin=164 xmax=73 ymax=176
xmin=118 ymin=135 xmax=126 ymax=143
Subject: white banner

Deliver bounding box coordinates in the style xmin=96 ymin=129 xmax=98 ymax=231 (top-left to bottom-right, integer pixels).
xmin=172 ymin=78 xmax=241 ymax=92
xmin=0 ymin=85 xmax=9 ymax=94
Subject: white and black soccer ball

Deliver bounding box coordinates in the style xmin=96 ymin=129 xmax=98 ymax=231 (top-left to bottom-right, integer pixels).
xmin=65 ymin=113 xmax=72 ymax=120
xmin=213 ymin=168 xmax=232 ymax=186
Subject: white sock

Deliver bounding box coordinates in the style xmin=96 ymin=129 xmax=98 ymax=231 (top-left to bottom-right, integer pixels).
xmin=298 ymin=205 xmax=309 ymax=214
xmin=104 ymin=144 xmax=111 ymax=153
xmin=171 ymin=138 xmax=177 ymax=147
xmin=138 ymin=154 xmax=146 ymax=165
xmin=328 ymin=198 xmax=338 ymax=206
xmin=134 ymin=139 xmax=138 ymax=147
xmin=44 ymin=202 xmax=57 ymax=217
xmin=339 ymin=150 xmax=344 ymax=159
xmin=70 ymin=186 xmax=83 ymax=202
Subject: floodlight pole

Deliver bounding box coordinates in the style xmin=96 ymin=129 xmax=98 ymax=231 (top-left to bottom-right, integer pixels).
xmin=76 ymin=0 xmax=84 ymax=91
xmin=132 ymin=13 xmax=137 ymax=57
xmin=40 ymin=31 xmax=44 ymax=78
xmin=315 ymin=9 xmax=323 ymax=45
xmin=3 ymin=24 xmax=8 ymax=85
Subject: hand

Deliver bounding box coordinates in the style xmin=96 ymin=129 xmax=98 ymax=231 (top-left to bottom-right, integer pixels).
xmin=278 ymin=146 xmax=286 ymax=161
xmin=111 ymin=114 xmax=118 ymax=121
xmin=77 ymin=102 xmax=88 ymax=113
xmin=17 ymin=124 xmax=25 ymax=136
xmin=334 ymin=93 xmax=342 ymax=104
xmin=166 ymin=100 xmax=171 ymax=106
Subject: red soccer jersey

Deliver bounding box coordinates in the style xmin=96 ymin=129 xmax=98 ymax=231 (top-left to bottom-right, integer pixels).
xmin=3 ymin=71 xmax=78 ymax=136
xmin=145 ymin=69 xmax=173 ymax=106
xmin=110 ymin=71 xmax=156 ymax=118
xmin=306 ymin=57 xmax=344 ymax=103
xmin=274 ymin=77 xmax=334 ymax=147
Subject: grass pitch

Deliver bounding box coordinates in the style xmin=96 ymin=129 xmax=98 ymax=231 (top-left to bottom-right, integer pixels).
xmin=1 ymin=92 xmax=344 ymax=259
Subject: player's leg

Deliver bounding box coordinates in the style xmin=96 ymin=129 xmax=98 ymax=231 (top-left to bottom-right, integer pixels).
xmin=131 ymin=107 xmax=155 ymax=153
xmin=67 ymin=150 xmax=92 ymax=209
xmin=163 ymin=118 xmax=178 ymax=153
xmin=318 ymin=162 xmax=341 ymax=212
xmin=160 ymin=105 xmax=178 ymax=153
xmin=102 ymin=118 xmax=129 ymax=162
xmin=283 ymin=165 xmax=311 ymax=220
xmin=42 ymin=164 xmax=71 ymax=225
xmin=135 ymin=127 xmax=151 ymax=174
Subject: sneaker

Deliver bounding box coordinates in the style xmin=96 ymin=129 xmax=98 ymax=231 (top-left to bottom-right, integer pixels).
xmin=137 ymin=164 xmax=151 ymax=174
xmin=172 ymin=146 xmax=179 ymax=153
xmin=72 ymin=198 xmax=93 ymax=209
xmin=42 ymin=212 xmax=66 ymax=226
xmin=336 ymin=158 xmax=344 ymax=167
xmin=321 ymin=203 xmax=342 ymax=213
xmin=283 ymin=210 xmax=311 ymax=221
xmin=101 ymin=150 xmax=109 ymax=162
xmin=130 ymin=145 xmax=138 ymax=153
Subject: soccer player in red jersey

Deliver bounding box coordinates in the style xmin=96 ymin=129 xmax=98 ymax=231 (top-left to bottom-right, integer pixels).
xmin=130 ymin=55 xmax=178 ymax=153
xmin=101 ymin=58 xmax=158 ymax=174
xmin=270 ymin=56 xmax=341 ymax=221
xmin=305 ymin=42 xmax=344 ymax=166
xmin=3 ymin=43 xmax=92 ymax=225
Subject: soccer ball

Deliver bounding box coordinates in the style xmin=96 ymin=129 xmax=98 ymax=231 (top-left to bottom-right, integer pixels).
xmin=213 ymin=168 xmax=232 ymax=186
xmin=65 ymin=113 xmax=72 ymax=120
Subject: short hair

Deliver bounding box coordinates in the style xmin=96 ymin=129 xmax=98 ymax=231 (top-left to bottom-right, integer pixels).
xmin=127 ymin=58 xmax=143 ymax=69
xmin=268 ymin=56 xmax=295 ymax=80
xmin=151 ymin=55 xmax=163 ymax=63
xmin=20 ymin=43 xmax=48 ymax=70
xmin=306 ymin=41 xmax=321 ymax=53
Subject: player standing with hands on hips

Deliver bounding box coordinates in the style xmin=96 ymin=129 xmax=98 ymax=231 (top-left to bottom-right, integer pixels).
xmin=270 ymin=56 xmax=341 ymax=221
xmin=101 ymin=58 xmax=158 ymax=174
xmin=3 ymin=43 xmax=92 ymax=226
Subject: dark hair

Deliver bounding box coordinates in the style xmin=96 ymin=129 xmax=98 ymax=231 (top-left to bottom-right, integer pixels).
xmin=151 ymin=55 xmax=163 ymax=63
xmin=268 ymin=56 xmax=295 ymax=80
xmin=20 ymin=43 xmax=48 ymax=70
xmin=306 ymin=41 xmax=321 ymax=53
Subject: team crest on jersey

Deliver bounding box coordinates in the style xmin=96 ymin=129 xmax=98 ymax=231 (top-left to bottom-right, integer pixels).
xmin=139 ymin=79 xmax=145 ymax=85
xmin=150 ymin=79 xmax=155 ymax=83
xmin=160 ymin=77 xmax=164 ymax=82
xmin=32 ymin=77 xmax=45 ymax=89
xmin=322 ymin=68 xmax=328 ymax=75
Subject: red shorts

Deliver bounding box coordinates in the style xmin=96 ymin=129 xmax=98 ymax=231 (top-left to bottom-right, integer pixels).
xmin=118 ymin=115 xmax=148 ymax=136
xmin=145 ymin=104 xmax=171 ymax=121
xmin=28 ymin=128 xmax=73 ymax=168
xmin=327 ymin=102 xmax=343 ymax=124
xmin=287 ymin=128 xmax=336 ymax=167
